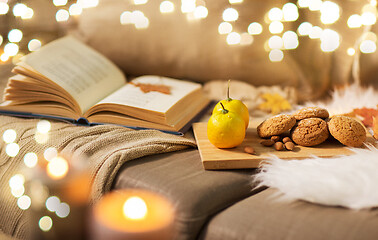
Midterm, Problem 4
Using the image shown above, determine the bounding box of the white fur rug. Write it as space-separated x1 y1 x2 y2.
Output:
255 84 378 210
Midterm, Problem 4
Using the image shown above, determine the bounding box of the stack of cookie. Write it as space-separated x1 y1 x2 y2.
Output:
257 107 367 148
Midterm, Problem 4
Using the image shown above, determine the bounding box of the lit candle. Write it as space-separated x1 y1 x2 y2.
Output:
90 189 175 240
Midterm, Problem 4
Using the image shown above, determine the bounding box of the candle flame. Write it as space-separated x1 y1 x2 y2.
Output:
123 196 148 220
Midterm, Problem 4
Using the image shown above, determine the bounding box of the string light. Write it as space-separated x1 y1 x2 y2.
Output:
269 21 284 34
53 0 68 7
247 22 263 35
229 0 243 4
297 0 310 8
222 8 238 22
226 32 241 45
269 49 284 62
56 9 69 22
347 15 362 28
13 3 27 17
28 39 42 51
320 1 340 24
283 31 299 49
347 47 356 56
193 6 208 19
309 26 323 39
24 152 38 168
0 2 9 15
268 8 283 22
8 29 23 43
69 4 82 16
133 0 148 5
268 36 284 49
39 216 53 232
21 7 33 19
181 0 196 13
218 22 233 35
308 0 322 11
360 40 377 53
240 33 253 45
160 1 175 13
282 3 299 22
123 196 148 220
320 29 340 52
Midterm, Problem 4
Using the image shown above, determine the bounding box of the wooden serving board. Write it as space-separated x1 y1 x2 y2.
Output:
193 122 376 170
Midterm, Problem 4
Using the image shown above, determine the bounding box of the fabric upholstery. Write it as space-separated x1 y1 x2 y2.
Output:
112 149 259 240
200 188 378 240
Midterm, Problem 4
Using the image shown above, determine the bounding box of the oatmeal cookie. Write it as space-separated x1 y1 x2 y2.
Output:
291 118 329 146
293 107 329 120
328 115 366 147
257 114 296 138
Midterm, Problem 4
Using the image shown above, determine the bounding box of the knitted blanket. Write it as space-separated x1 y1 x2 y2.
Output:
0 116 196 239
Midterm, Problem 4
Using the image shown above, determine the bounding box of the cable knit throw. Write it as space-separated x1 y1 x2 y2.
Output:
0 115 196 240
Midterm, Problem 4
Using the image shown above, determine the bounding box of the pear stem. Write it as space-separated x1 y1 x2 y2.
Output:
227 79 230 100
220 102 228 114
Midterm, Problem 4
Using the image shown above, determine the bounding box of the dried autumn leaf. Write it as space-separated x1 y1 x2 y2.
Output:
258 93 292 115
373 116 378 140
130 82 171 94
353 108 378 127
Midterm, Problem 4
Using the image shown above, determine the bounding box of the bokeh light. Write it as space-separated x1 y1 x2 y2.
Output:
283 31 299 49
248 22 263 35
56 203 70 218
360 40 377 53
0 2 9 15
298 22 313 36
21 8 33 19
17 195 31 210
320 1 340 24
44 147 58 162
268 36 284 49
53 0 68 6
268 8 283 22
133 0 148 5
4 43 19 56
297 0 310 8
282 3 299 22
160 1 174 13
8 29 23 43
24 152 38 168
240 33 253 45
39 216 53 232
347 47 356 56
193 6 208 19
226 32 241 45
222 8 238 22
269 49 284 62
309 26 323 39
56 9 69 22
6 143 20 157
269 21 284 34
37 120 51 134
13 3 27 17
347 15 362 28
69 3 83 16
218 22 233 35
181 0 196 13
320 29 340 52
46 196 60 212
28 39 42 51
309 0 322 11
3 129 17 143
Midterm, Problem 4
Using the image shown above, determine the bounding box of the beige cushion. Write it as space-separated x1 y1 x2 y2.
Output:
112 149 258 240
75 0 335 101
200 188 378 240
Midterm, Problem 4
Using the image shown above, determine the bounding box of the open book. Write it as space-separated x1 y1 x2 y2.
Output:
0 36 210 134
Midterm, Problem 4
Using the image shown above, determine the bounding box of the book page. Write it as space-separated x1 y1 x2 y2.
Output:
22 36 126 113
96 75 201 113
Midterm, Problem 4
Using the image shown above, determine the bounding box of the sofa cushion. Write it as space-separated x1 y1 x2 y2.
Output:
200 188 378 240
112 149 260 240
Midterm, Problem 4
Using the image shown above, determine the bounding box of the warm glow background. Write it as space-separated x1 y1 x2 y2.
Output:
0 0 378 101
